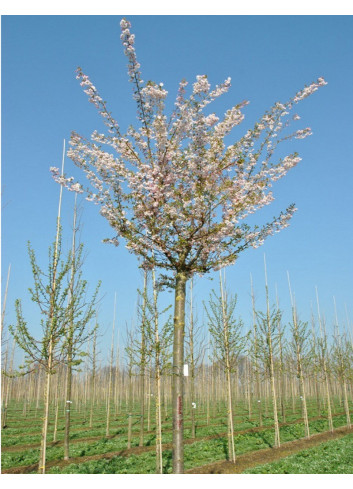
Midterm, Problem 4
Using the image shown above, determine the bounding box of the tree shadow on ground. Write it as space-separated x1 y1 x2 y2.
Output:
145 435 156 447
255 431 273 449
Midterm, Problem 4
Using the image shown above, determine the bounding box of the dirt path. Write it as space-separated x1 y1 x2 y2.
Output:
187 425 353 473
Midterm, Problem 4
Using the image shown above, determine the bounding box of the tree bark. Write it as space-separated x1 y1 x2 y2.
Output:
64 350 72 459
38 342 53 474
53 378 59 443
139 271 147 447
343 381 351 429
127 368 133 449
189 278 196 439
172 271 187 474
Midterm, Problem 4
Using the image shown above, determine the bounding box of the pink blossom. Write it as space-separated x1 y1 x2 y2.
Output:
52 18 327 275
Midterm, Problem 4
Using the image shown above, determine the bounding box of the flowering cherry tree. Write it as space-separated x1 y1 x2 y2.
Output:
51 18 326 473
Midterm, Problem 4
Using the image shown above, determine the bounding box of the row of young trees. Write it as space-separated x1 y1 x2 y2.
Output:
2 251 352 473
2 16 332 474
2 160 101 473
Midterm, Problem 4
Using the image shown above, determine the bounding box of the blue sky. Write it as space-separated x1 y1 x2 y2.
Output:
2 15 353 364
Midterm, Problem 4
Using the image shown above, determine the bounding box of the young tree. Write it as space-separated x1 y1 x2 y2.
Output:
250 274 263 427
287 272 310 438
125 323 137 449
254 258 281 448
315 287 334 432
128 268 172 464
106 293 117 437
275 287 287 423
89 320 98 428
138 271 148 447
145 267 173 473
185 277 205 439
205 269 246 462
10 231 71 473
310 304 322 416
63 197 100 460
332 298 352 429
52 18 327 472
1 332 16 429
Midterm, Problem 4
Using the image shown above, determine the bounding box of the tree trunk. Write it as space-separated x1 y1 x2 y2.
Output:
226 369 236 462
299 371 310 438
139 271 147 447
172 271 187 474
53 378 59 443
147 361 151 432
189 278 196 439
36 367 42 416
264 258 280 448
128 368 133 449
106 295 116 437
155 369 163 473
324 373 334 432
38 345 53 474
2 336 16 428
247 360 252 421
250 274 262 427
89 328 97 428
343 381 351 429
64 351 72 459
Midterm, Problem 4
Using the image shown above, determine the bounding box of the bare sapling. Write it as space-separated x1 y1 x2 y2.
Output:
10 227 72 473
63 195 100 459
310 305 322 416
185 277 205 439
147 268 173 473
315 287 334 432
1 333 16 428
147 358 152 432
124 277 151 448
254 256 281 447
106 293 117 437
125 324 137 449
139 270 148 447
11 138 69 473
275 286 287 423
1 266 12 425
89 323 98 428
250 274 263 427
332 297 352 429
53 376 60 442
114 332 121 417
287 272 310 438
131 266 172 471
205 268 246 462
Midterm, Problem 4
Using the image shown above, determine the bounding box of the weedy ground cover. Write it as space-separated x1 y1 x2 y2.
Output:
244 433 353 474
2 395 349 474
3 412 348 473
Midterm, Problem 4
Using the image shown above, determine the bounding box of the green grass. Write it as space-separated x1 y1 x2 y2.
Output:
2 398 350 474
244 433 353 474
48 439 228 474
2 413 349 471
